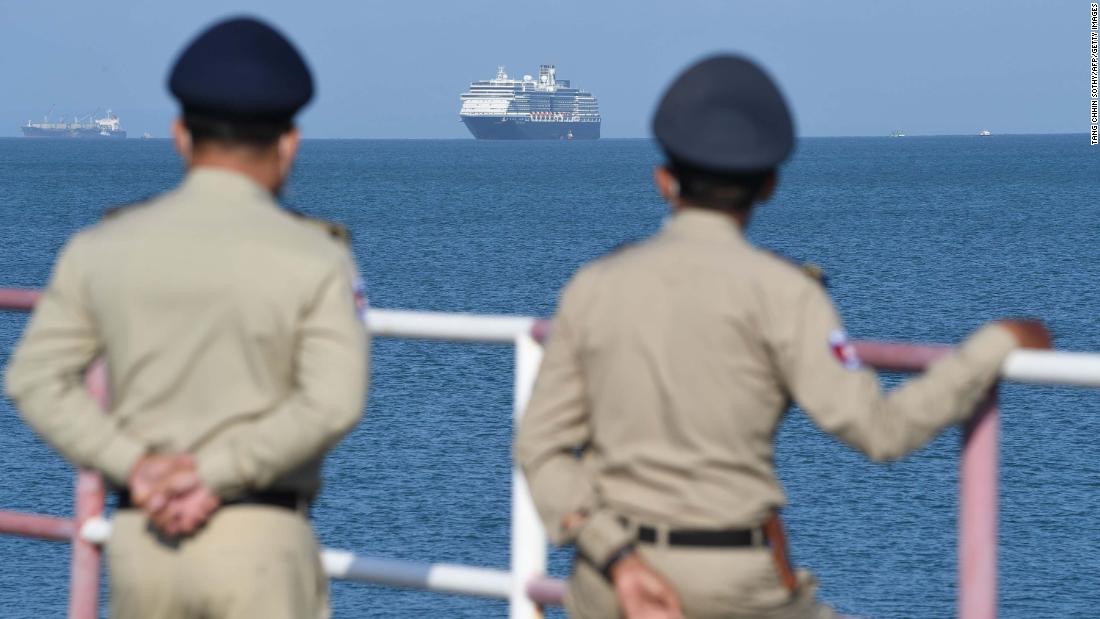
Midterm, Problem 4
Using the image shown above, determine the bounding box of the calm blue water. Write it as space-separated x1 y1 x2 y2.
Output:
0 135 1098 618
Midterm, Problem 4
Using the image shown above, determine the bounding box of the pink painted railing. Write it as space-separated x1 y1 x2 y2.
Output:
0 288 1013 618
854 341 998 619
70 362 108 619
0 289 104 619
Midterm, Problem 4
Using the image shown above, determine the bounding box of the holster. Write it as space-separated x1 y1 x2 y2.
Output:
763 511 799 594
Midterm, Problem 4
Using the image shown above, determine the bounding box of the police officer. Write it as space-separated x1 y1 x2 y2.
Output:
5 17 368 619
514 55 1050 618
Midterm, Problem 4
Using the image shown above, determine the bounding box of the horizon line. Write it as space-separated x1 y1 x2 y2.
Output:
0 131 1088 141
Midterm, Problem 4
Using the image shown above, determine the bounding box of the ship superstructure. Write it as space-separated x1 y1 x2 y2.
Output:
459 65 600 140
21 110 127 139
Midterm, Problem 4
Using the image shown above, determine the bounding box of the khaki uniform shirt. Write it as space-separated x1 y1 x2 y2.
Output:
5 168 369 498
514 208 1016 567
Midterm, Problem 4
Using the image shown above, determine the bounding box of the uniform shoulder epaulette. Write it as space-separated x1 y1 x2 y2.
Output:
763 249 828 287
102 196 156 221
799 262 827 286
287 209 351 245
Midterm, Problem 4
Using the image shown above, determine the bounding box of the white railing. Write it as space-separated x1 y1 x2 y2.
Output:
4 289 1100 618
369 309 553 618
102 309 556 618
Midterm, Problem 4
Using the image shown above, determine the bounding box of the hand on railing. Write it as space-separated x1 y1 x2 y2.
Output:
611 552 685 619
128 453 220 536
997 319 1053 350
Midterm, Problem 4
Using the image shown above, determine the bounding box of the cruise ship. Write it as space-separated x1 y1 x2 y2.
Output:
459 65 600 140
20 110 126 139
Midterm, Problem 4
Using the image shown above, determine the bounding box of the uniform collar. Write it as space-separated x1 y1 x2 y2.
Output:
661 207 746 243
180 167 275 204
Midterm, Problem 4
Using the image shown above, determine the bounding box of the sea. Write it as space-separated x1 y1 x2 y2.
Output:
0 135 1098 618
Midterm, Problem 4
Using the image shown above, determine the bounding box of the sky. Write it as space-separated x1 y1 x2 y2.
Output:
0 1 1085 139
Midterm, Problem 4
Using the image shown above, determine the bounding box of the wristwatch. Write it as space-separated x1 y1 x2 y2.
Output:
600 542 637 582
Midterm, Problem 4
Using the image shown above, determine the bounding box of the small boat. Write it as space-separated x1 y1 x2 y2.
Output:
978 130 991 137
890 130 906 138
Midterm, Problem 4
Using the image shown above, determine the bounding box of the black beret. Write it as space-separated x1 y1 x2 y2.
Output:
653 55 794 173
168 17 313 122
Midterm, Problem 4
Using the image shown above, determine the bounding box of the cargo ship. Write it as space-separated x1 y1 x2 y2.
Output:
459 65 600 140
21 110 126 139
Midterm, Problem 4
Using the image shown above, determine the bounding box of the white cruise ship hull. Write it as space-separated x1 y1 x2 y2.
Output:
461 116 599 140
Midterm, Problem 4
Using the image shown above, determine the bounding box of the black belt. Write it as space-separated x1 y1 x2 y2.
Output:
623 518 765 548
637 526 759 547
115 490 307 512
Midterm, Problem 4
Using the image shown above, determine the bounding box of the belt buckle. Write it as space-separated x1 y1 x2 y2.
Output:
752 527 765 547
654 522 671 547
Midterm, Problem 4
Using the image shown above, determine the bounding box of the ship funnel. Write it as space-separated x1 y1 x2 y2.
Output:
538 64 556 84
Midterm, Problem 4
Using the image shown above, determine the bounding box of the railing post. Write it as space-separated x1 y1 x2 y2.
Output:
510 333 546 619
69 360 108 619
959 386 999 619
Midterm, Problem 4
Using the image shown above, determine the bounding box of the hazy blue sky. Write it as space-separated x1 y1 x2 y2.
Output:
0 1 1084 138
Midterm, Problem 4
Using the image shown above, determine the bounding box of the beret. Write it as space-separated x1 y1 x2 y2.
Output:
653 55 794 173
168 17 313 122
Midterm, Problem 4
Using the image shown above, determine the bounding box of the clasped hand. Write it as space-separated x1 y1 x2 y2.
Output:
611 552 685 619
127 453 220 536
561 512 684 619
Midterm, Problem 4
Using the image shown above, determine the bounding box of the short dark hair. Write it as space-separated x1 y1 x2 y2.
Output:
183 110 292 148
666 156 774 212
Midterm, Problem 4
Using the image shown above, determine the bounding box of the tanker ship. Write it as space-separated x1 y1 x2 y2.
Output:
459 65 600 140
21 110 127 139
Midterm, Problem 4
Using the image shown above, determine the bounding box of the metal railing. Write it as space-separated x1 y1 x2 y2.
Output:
1 287 1099 618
